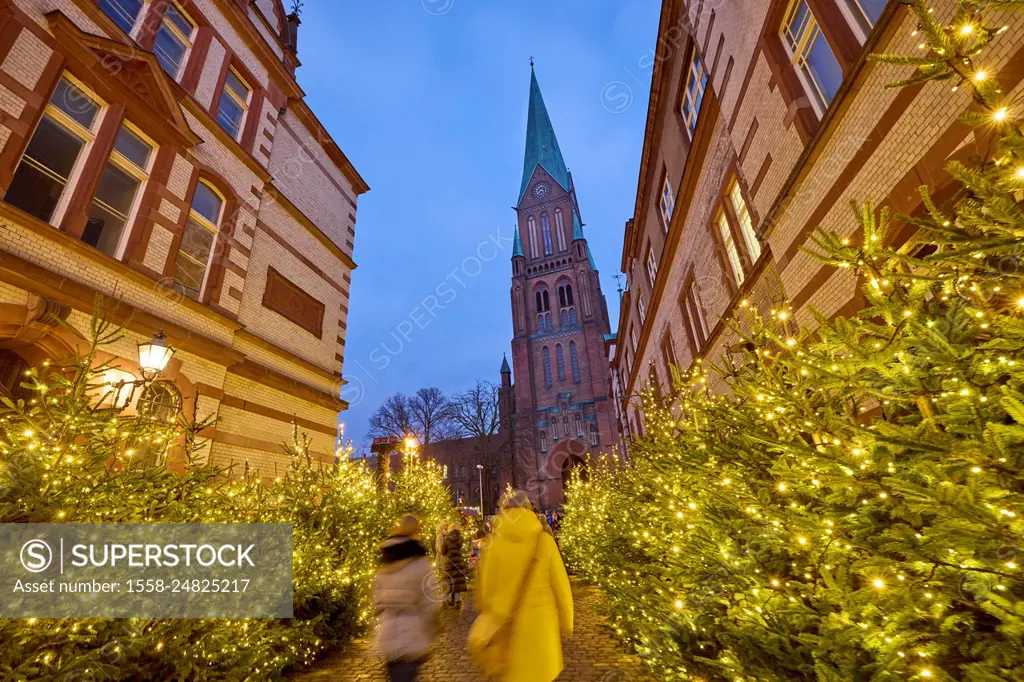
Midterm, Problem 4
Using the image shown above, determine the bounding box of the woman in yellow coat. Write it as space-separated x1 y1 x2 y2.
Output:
470 491 573 682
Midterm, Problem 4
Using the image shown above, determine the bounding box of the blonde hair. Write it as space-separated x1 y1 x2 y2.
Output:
502 490 533 511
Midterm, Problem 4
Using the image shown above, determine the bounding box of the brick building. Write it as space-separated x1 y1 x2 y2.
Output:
613 0 1024 439
0 0 367 474
510 65 617 509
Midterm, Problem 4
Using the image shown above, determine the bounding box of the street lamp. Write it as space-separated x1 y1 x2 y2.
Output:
403 435 419 454
476 464 484 515
105 330 176 408
138 330 175 379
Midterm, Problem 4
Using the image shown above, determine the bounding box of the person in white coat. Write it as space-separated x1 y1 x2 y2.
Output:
374 514 442 682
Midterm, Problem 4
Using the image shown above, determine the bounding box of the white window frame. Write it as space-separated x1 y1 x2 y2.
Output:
528 216 539 258
718 213 745 286
217 67 251 141
780 0 836 118
554 208 566 251
638 294 646 325
683 280 709 351
154 1 198 80
839 0 883 43
729 180 761 264
95 121 156 259
646 246 658 286
680 48 708 137
17 74 107 228
180 180 225 299
659 173 675 232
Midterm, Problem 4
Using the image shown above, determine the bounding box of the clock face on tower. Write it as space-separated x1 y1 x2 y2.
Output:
532 182 551 199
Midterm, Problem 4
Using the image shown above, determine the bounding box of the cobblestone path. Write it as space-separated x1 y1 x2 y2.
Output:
289 579 655 682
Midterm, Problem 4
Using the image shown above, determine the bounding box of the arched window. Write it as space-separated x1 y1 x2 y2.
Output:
566 285 574 306
589 423 599 446
570 341 581 384
175 180 224 300
543 289 550 311
574 413 583 437
537 314 544 332
541 214 553 255
569 309 577 325
528 217 539 258
539 431 547 452
554 209 567 251
542 347 552 388
559 287 567 308
558 280 576 328
560 310 569 327
536 290 543 312
556 344 566 381
562 415 570 437
138 381 182 422
536 285 550 312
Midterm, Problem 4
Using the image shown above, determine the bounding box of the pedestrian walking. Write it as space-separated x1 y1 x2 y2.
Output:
435 521 448 559
469 491 573 682
442 521 468 606
373 514 442 682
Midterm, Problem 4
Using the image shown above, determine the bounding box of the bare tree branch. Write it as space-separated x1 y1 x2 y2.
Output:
367 393 414 440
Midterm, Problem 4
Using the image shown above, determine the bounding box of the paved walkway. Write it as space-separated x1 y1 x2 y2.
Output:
289 579 655 682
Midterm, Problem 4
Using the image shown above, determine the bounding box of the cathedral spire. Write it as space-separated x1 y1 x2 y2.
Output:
512 224 523 257
519 64 570 204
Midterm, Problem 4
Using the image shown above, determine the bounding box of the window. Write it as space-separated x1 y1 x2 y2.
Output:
680 49 708 136
843 0 886 40
630 326 638 352
528 216 539 258
7 77 102 225
83 123 154 257
729 180 761 264
562 415 570 438
661 331 678 379
556 344 566 381
554 209 566 251
570 341 581 384
99 0 144 35
781 0 843 116
646 246 658 286
540 431 547 453
574 413 583 437
589 423 599 446
681 280 709 352
718 214 745 286
638 294 646 325
659 173 675 232
541 213 553 255
443 464 448 479
154 2 197 80
174 181 223 299
216 68 251 140
137 381 181 423
543 347 552 388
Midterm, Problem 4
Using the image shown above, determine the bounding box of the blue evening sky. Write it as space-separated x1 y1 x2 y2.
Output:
297 0 660 453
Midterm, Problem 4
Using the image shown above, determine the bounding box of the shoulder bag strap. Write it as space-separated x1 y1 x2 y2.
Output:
507 530 545 622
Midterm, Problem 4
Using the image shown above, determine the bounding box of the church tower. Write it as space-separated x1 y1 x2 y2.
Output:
509 64 615 509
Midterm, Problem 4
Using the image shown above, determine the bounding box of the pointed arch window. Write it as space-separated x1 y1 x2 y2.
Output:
540 431 547 453
561 309 569 327
174 180 224 300
554 209 567 251
528 217 539 258
556 344 566 381
562 415 570 438
542 347 552 388
574 413 583 437
570 341 581 384
541 214 553 255
589 423 599 446
558 280 576 328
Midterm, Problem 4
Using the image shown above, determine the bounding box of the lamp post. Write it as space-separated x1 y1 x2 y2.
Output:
106 330 176 408
476 464 484 515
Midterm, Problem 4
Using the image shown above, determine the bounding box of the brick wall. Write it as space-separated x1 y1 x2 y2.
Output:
616 0 1024 434
0 0 365 477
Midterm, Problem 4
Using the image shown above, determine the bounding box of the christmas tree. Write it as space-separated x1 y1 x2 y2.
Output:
0 306 452 680
563 1 1024 680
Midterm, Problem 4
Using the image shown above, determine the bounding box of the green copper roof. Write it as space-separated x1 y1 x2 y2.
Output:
572 211 584 240
519 66 570 204
512 224 523 257
587 245 597 270
500 354 511 374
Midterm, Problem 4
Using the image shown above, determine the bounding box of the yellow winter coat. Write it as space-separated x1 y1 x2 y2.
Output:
470 507 573 682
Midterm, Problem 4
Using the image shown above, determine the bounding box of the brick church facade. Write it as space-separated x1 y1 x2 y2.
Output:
0 0 366 475
509 65 616 510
